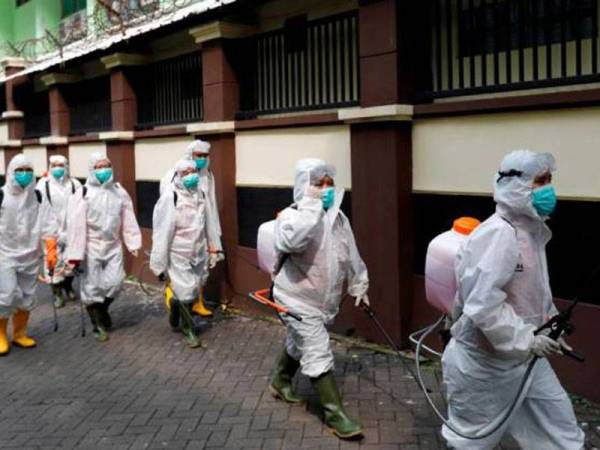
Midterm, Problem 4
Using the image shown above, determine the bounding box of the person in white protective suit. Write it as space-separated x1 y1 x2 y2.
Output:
270 158 369 439
0 154 54 355
66 152 142 343
36 155 82 308
442 150 585 450
159 139 223 317
150 159 222 348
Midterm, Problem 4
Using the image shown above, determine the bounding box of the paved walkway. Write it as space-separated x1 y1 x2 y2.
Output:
0 282 598 450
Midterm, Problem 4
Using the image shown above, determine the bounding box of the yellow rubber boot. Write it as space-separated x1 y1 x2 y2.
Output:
0 318 9 356
165 284 174 312
12 310 37 348
192 288 213 317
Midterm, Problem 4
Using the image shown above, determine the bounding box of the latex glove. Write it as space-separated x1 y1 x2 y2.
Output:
557 336 572 354
130 249 139 258
209 252 219 269
354 294 370 307
158 273 167 283
531 335 561 357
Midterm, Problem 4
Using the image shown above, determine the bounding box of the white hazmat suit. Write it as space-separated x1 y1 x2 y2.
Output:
159 140 222 256
66 153 142 306
273 158 369 378
36 155 82 285
0 154 53 318
150 159 221 302
442 150 585 450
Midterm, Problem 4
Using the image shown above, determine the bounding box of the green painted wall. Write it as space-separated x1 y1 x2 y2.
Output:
13 0 62 42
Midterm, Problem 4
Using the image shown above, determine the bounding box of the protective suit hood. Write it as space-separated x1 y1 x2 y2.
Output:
493 150 555 223
5 154 35 195
293 158 343 218
48 155 70 183
87 152 113 187
184 139 211 171
173 159 197 191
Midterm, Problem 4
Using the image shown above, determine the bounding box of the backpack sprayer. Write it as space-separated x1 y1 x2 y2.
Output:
250 219 302 322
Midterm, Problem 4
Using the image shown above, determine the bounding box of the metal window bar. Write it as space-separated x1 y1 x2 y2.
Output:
427 0 600 99
241 11 359 116
136 52 202 129
68 76 112 135
18 88 50 139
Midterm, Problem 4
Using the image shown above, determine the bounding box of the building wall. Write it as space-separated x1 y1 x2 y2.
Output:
413 107 600 199
22 145 46 176
235 125 352 189
0 1 14 47
13 0 62 43
68 142 107 178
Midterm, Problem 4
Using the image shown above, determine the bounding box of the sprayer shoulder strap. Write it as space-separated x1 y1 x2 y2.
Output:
173 190 178 207
45 180 52 205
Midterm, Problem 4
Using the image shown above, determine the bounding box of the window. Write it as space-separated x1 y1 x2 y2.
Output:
66 77 112 134
240 11 359 116
62 0 87 18
459 0 597 57
135 53 203 128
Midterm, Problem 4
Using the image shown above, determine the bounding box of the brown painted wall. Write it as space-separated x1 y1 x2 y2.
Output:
350 121 414 346
49 86 70 136
110 70 137 131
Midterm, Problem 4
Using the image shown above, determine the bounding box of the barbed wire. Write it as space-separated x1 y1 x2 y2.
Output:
0 0 202 69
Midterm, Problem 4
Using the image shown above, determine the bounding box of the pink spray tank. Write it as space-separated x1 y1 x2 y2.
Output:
425 217 480 315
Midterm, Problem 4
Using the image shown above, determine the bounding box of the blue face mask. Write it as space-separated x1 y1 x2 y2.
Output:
321 187 335 210
95 168 113 184
14 171 33 188
532 184 557 217
195 158 208 170
51 167 65 180
182 173 199 190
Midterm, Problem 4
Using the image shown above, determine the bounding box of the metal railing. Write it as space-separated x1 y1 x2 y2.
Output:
239 11 359 117
135 52 203 128
67 76 112 134
15 87 50 139
428 0 600 98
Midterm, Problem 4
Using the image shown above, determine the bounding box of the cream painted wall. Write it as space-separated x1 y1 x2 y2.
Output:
0 122 8 142
236 125 352 189
22 146 47 176
413 107 600 200
0 150 4 175
69 143 107 178
135 137 192 181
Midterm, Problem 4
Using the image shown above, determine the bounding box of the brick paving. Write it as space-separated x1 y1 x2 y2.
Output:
0 282 598 450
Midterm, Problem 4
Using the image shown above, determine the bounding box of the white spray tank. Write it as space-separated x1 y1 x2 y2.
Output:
425 217 480 315
257 220 278 277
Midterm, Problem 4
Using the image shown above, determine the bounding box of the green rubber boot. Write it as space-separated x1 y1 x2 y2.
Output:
269 350 303 404
311 371 362 439
168 297 180 331
52 285 65 309
98 297 113 329
179 301 202 349
86 304 109 343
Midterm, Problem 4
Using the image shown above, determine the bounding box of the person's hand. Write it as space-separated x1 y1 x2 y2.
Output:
557 336 572 354
130 249 139 258
209 252 219 269
158 273 167 283
305 186 322 200
354 294 370 307
531 335 561 357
